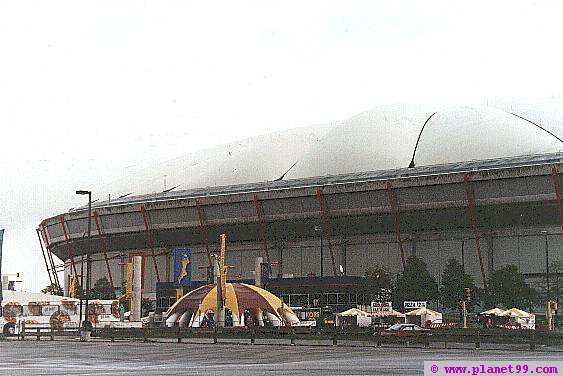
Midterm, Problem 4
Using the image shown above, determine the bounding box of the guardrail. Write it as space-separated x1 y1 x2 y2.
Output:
90 327 563 350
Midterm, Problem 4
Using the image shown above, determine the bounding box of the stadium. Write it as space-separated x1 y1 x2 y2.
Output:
37 101 562 312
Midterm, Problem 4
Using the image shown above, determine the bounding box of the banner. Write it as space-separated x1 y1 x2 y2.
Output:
126 262 133 299
371 302 392 312
127 252 145 289
404 301 427 310
173 248 192 288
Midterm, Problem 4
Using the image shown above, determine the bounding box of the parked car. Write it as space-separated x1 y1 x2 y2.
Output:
380 323 430 337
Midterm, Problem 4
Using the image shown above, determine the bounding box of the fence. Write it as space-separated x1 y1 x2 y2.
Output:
19 322 79 341
89 327 562 350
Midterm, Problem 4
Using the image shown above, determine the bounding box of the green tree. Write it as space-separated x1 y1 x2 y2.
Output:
75 284 86 299
392 256 438 309
486 265 536 309
89 277 116 300
365 266 392 303
41 283 63 296
440 259 478 312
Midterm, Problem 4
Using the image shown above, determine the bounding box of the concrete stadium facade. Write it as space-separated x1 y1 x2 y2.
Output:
37 102 563 303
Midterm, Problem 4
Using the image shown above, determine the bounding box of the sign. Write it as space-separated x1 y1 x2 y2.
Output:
291 321 317 327
173 248 192 288
304 310 320 319
371 302 392 312
404 301 427 310
42 305 59 316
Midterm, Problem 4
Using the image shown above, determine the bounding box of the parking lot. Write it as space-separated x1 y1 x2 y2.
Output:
0 339 560 375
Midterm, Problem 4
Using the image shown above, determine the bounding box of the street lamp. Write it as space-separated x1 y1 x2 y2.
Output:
461 238 465 272
76 190 92 330
541 230 549 301
313 226 323 277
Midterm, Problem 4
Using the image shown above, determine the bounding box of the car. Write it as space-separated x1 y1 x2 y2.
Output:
380 323 431 337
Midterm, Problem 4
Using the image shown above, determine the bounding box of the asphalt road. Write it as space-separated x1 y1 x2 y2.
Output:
0 340 560 375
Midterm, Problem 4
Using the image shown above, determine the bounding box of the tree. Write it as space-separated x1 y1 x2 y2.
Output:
365 266 392 303
440 259 478 312
41 283 63 296
75 284 86 299
486 265 536 309
89 277 116 300
392 256 438 309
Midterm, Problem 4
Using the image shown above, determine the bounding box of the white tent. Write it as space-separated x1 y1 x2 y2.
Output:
499 308 532 318
370 308 405 318
499 308 535 329
480 307 504 316
335 308 371 327
405 307 442 328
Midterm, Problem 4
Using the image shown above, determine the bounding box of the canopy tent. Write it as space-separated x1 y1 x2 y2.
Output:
499 308 532 317
498 308 535 329
370 309 405 318
480 307 504 316
337 308 370 317
336 308 371 327
405 307 441 316
405 307 442 328
165 283 299 327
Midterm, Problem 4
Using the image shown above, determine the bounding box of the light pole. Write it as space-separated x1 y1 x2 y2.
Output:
314 226 323 277
461 238 465 272
541 230 549 301
76 190 92 329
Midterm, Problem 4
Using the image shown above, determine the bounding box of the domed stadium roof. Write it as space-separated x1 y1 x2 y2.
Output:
105 100 562 197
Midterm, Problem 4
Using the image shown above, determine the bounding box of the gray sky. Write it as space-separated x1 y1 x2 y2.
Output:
1 0 562 292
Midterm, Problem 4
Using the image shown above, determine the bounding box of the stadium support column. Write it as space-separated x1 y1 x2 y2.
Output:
93 211 114 289
315 188 337 276
140 205 160 283
552 166 563 229
253 195 272 275
132 255 142 321
386 181 406 269
463 175 487 288
58 216 79 277
36 228 54 289
39 226 61 293
195 199 212 268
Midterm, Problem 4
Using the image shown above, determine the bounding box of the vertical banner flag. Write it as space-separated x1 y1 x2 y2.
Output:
127 252 145 289
174 248 192 289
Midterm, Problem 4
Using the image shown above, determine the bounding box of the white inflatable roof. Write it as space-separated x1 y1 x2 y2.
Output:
103 100 562 197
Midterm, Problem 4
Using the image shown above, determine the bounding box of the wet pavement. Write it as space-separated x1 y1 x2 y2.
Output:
0 339 560 375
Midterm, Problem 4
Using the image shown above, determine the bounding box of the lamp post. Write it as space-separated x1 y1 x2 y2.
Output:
76 190 92 329
461 238 465 272
541 230 549 301
314 226 323 277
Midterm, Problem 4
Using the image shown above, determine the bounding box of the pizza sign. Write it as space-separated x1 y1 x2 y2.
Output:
404 301 427 309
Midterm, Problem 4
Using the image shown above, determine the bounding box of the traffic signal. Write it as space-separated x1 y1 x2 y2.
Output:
465 288 471 302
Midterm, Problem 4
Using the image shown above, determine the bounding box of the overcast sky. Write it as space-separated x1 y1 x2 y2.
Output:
1 1 562 292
